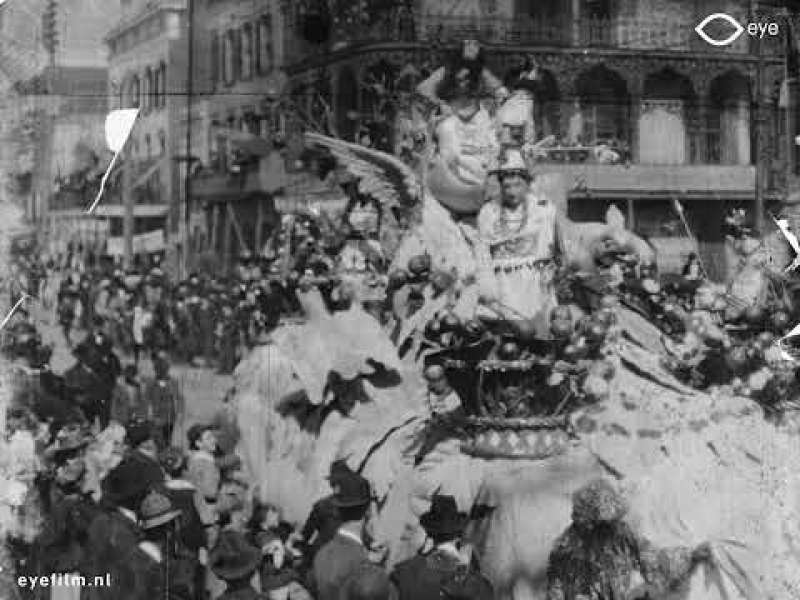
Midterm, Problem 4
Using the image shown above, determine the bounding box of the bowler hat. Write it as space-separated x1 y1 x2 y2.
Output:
331 472 372 508
209 531 262 581
419 494 468 540
138 489 182 529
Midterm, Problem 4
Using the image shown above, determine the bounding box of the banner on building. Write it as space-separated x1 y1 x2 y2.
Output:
106 229 165 255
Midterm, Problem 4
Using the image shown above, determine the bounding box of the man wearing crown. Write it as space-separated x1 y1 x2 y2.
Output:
477 148 561 336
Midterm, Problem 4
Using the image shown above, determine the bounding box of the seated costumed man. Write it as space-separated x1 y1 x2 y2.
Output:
477 148 561 337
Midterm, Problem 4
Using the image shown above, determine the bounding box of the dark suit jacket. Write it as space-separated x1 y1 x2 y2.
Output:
83 509 161 600
312 532 370 600
391 550 494 600
301 495 342 552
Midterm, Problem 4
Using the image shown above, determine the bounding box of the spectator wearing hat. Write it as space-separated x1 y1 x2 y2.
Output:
83 460 157 600
295 459 353 564
160 447 208 556
209 531 267 600
312 472 376 600
141 352 184 447
391 495 492 600
137 488 196 600
124 421 165 488
34 425 97 592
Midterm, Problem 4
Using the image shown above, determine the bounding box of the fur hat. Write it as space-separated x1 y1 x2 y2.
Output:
571 479 628 526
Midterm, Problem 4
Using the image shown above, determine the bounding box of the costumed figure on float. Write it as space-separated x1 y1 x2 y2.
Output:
418 39 505 215
225 36 800 600
476 148 560 337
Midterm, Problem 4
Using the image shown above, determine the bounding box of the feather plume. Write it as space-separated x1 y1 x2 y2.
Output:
304 133 421 210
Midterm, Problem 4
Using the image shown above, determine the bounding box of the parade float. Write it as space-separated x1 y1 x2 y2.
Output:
225 47 800 598
209 42 800 600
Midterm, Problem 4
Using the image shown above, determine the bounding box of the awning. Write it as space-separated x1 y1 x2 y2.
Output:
93 204 169 218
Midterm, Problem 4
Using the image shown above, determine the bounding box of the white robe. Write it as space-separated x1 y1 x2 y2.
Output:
478 193 558 334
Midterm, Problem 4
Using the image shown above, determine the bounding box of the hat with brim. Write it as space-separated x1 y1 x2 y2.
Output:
419 494 469 540
139 489 182 529
326 457 353 482
44 424 91 459
209 531 262 581
488 149 531 180
331 472 372 508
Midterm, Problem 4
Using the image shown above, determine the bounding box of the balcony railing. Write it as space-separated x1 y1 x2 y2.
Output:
285 12 782 58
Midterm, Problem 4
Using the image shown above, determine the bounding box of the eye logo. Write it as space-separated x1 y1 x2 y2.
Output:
695 13 745 46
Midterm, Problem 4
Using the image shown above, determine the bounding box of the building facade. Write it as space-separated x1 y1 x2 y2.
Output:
104 0 189 261
0 0 121 255
184 0 287 270
278 0 788 279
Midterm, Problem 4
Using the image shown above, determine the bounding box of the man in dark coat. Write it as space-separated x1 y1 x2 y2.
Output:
311 472 376 600
83 460 161 600
123 421 165 488
33 425 97 596
110 364 143 426
137 488 196 600
297 458 352 563
141 352 184 447
159 447 207 597
391 495 493 600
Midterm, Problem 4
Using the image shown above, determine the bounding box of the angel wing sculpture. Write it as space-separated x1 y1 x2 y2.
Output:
305 132 422 213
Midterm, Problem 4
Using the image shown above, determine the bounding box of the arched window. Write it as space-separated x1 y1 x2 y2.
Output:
257 16 272 74
241 24 253 80
130 75 140 108
144 67 153 110
159 130 166 155
145 133 152 158
156 62 167 108
223 30 236 84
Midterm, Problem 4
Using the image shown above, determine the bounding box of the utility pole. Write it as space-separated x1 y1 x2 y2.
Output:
754 23 765 234
784 11 799 197
183 0 195 278
122 154 134 268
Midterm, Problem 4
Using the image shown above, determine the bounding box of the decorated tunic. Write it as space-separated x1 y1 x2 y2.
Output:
478 192 559 332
